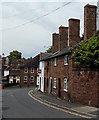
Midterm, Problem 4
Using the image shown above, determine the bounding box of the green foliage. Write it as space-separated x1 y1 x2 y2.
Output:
72 34 99 68
46 46 52 53
8 50 22 63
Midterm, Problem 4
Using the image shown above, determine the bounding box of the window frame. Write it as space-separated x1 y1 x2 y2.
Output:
31 67 34 73
30 76 34 81
64 78 68 92
64 55 68 66
24 67 28 73
54 58 57 66
24 76 28 81
53 78 57 89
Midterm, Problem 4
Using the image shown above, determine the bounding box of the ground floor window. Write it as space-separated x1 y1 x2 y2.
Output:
30 76 34 84
24 76 28 84
64 78 68 92
24 76 28 80
30 76 34 80
53 78 56 89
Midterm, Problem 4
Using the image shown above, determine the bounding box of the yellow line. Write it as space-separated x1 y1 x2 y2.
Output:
30 91 96 118
28 90 93 119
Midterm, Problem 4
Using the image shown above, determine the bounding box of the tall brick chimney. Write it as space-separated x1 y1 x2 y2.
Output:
68 18 80 47
84 4 97 40
52 33 59 53
59 26 68 50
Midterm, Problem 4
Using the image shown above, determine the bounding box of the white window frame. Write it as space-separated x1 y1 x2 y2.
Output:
24 67 28 73
30 76 34 81
24 76 28 81
54 58 57 66
31 67 34 73
53 78 56 89
64 55 68 65
64 78 68 92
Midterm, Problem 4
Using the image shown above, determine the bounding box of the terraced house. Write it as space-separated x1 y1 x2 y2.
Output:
39 4 99 107
20 54 40 87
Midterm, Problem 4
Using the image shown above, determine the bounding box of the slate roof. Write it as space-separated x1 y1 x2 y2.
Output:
41 39 90 61
41 48 71 61
24 54 40 68
10 70 20 76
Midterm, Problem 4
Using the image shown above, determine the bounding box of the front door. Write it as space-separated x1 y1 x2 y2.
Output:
48 77 52 94
40 77 41 90
58 78 61 97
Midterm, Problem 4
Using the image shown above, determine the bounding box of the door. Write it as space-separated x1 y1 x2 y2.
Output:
58 78 61 97
48 77 52 94
40 77 41 90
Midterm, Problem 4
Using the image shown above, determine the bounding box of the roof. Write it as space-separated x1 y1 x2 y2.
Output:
24 54 40 68
41 48 71 61
9 70 20 76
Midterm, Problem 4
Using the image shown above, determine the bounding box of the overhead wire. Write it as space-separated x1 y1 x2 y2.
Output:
0 1 73 31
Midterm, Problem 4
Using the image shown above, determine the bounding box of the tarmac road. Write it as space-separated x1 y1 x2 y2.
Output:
2 87 92 119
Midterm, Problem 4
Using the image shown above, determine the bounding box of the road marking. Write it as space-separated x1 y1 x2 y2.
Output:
28 90 95 119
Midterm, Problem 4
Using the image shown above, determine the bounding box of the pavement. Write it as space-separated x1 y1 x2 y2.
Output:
28 87 99 119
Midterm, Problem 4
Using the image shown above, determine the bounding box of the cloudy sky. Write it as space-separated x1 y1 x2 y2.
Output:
0 0 97 58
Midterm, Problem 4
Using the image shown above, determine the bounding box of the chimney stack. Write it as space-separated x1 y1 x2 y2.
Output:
52 33 59 53
84 4 97 40
68 18 80 47
59 26 68 50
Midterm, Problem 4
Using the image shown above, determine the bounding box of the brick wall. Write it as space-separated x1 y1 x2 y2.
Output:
84 4 97 40
59 26 68 50
68 18 80 47
70 68 99 107
44 56 99 107
20 68 37 87
52 33 59 53
44 55 73 100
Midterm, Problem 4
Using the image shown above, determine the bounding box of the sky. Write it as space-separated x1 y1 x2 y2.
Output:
0 0 98 58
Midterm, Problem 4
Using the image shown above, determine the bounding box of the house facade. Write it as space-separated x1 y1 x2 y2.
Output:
20 54 40 87
40 4 99 107
37 52 52 92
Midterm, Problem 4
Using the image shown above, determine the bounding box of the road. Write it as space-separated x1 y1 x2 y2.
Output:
2 87 85 118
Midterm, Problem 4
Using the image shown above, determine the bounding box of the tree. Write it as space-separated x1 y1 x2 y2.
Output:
8 50 22 63
46 46 52 53
72 33 99 68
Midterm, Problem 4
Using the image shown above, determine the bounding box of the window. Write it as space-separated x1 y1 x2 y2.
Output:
64 55 68 65
64 78 68 92
24 76 28 80
53 78 56 89
31 67 34 73
54 58 57 66
24 68 28 73
30 76 34 80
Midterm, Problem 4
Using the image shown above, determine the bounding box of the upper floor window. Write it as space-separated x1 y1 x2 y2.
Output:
54 58 57 66
64 78 68 92
24 67 28 73
64 55 68 65
53 78 56 89
31 67 34 73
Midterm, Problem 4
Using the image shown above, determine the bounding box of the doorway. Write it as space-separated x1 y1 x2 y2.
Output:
58 78 61 97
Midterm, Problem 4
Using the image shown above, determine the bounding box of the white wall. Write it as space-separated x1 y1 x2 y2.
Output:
97 1 99 30
38 61 44 92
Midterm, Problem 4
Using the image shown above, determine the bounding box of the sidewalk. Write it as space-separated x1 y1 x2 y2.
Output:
29 87 99 119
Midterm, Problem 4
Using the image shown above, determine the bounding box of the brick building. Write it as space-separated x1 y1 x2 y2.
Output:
40 4 99 107
20 54 40 87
